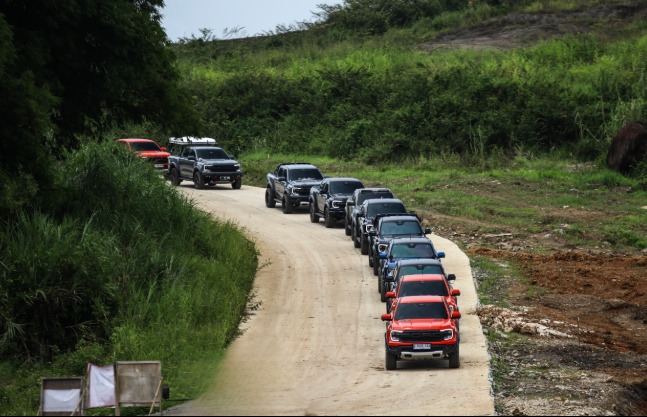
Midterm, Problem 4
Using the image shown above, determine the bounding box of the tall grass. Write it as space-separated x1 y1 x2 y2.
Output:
0 141 258 414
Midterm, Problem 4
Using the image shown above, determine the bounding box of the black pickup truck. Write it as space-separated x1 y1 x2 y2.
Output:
167 140 243 189
266 163 324 214
309 178 365 228
352 198 407 255
344 188 394 236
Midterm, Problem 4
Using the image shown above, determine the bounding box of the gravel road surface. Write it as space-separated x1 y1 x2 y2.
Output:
168 184 494 416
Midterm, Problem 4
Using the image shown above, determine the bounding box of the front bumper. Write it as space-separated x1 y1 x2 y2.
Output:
386 343 458 360
201 171 243 183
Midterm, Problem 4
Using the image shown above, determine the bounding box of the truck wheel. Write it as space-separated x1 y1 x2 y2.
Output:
360 236 369 255
265 187 276 208
282 195 293 214
373 255 379 276
378 272 383 294
353 228 361 248
380 275 388 302
449 348 460 369
193 171 205 189
324 208 335 228
232 178 242 189
309 203 320 223
344 218 351 236
385 351 397 370
368 253 373 267
169 168 181 186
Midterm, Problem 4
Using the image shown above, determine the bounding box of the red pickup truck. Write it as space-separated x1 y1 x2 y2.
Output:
381 295 461 370
385 274 461 314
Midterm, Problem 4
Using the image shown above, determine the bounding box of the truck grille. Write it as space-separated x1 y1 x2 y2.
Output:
293 187 309 196
205 165 235 172
149 157 168 165
400 330 446 343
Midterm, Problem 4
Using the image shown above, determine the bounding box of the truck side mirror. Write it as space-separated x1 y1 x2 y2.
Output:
447 274 456 281
347 201 355 207
424 228 432 234
451 289 461 297
188 156 196 161
381 313 392 321
386 291 395 298
451 311 461 319
437 252 445 259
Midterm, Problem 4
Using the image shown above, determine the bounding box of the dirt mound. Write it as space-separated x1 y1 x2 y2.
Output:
420 1 647 51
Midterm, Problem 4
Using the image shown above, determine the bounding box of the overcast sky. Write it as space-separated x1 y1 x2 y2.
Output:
161 0 342 41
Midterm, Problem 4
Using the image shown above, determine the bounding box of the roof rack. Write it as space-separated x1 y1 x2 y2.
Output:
169 136 218 146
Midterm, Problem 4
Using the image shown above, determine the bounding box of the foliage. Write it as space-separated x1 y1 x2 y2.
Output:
0 142 257 414
173 16 647 168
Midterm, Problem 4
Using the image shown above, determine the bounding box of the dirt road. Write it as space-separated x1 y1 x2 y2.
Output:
169 185 494 416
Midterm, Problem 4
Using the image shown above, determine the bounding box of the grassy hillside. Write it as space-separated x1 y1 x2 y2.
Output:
171 0 647 171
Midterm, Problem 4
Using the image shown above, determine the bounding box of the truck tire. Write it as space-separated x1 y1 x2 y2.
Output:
448 348 460 369
282 195 293 214
169 168 181 186
324 208 335 228
232 178 242 189
309 202 320 223
385 351 397 370
360 236 369 255
378 271 383 293
373 255 379 276
380 275 387 302
265 187 276 208
193 171 206 189
353 227 361 248
344 218 351 236
368 253 373 267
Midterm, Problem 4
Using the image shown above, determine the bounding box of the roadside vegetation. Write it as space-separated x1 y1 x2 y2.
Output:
2 0 646 415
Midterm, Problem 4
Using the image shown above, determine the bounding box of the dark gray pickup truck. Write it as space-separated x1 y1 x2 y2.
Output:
167 144 243 189
266 163 324 213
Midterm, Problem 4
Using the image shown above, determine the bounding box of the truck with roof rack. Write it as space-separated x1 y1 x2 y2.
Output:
167 137 243 189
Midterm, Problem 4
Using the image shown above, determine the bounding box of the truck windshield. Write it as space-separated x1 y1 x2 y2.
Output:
366 202 406 218
330 181 364 194
380 221 422 235
127 141 162 152
390 243 435 258
396 265 444 280
196 148 229 160
395 302 448 320
288 168 324 181
398 280 448 297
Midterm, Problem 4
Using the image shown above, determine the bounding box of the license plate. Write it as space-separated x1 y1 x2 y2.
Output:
413 344 431 350
154 164 164 168
219 176 230 181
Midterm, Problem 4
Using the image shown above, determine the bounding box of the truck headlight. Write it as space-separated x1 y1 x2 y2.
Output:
442 329 454 341
332 200 344 208
389 330 402 342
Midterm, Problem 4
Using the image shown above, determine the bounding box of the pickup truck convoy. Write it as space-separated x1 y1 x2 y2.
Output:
167 137 243 189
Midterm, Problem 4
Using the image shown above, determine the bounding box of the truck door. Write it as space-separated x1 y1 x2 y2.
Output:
275 167 287 199
180 147 195 178
317 180 328 212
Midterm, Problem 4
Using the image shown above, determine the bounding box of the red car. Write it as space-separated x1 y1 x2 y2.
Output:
117 138 171 172
381 295 461 370
385 274 460 314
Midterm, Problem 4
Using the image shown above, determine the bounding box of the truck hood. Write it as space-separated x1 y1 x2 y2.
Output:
392 318 452 331
198 158 239 165
290 179 320 187
138 150 170 158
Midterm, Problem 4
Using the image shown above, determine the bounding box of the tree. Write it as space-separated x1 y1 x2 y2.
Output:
0 0 200 208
